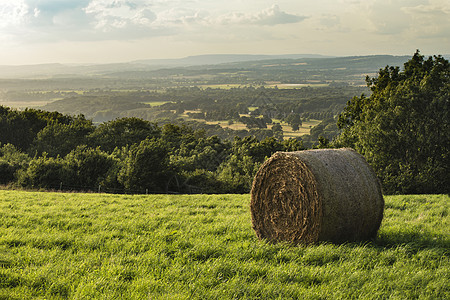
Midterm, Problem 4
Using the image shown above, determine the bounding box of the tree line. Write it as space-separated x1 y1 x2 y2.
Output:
42 85 366 123
0 110 305 194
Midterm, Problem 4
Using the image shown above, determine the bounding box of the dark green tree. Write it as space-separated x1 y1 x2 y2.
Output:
0 106 84 152
30 119 94 157
118 138 172 193
63 146 116 190
271 123 283 141
0 143 31 185
16 155 67 189
216 154 260 193
89 117 161 153
336 51 449 194
285 113 302 130
281 138 306 152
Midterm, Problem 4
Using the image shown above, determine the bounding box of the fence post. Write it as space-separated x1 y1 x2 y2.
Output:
59 182 62 191
98 185 101 193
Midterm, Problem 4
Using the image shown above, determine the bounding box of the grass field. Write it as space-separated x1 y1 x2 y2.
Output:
0 191 448 299
281 120 321 138
198 84 252 89
142 101 174 107
197 84 330 90
265 83 330 89
184 116 321 138
0 100 52 109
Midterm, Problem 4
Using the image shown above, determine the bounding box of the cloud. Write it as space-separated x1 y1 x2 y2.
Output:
0 0 95 42
365 1 411 35
362 0 449 37
318 14 341 29
401 0 450 38
353 0 450 44
153 7 209 26
217 5 307 26
0 1 306 44
85 0 157 30
0 0 167 42
24 0 92 28
1 0 446 57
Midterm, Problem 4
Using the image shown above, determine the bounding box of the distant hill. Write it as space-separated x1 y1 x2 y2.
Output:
132 54 334 66
1 53 446 80
103 55 413 84
0 54 336 79
0 62 155 79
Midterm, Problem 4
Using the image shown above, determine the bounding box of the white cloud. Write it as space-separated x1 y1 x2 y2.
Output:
85 0 156 29
216 5 307 26
0 0 448 64
360 0 449 37
0 1 307 43
154 7 209 26
23 0 92 27
0 1 28 28
401 0 450 38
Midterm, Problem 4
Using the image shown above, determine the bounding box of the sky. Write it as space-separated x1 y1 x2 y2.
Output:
0 0 449 65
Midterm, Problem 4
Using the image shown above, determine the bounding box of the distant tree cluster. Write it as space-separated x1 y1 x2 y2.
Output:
43 85 364 123
0 108 305 194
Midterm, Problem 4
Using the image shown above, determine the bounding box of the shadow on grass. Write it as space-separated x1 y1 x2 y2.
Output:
372 229 450 254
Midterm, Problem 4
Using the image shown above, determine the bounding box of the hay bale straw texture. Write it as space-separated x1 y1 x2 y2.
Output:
250 148 384 244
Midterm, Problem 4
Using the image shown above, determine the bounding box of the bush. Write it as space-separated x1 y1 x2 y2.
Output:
118 138 173 193
17 156 67 189
63 146 117 190
178 169 225 194
0 144 31 185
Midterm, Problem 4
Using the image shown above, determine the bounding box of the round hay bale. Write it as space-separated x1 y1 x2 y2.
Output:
250 148 384 244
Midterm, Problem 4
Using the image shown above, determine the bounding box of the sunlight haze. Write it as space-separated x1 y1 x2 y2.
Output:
0 0 449 65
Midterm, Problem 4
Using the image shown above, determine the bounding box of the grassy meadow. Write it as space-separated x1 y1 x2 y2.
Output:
182 114 321 139
0 191 448 299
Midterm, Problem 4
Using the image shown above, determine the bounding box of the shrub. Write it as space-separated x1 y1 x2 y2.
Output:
17 156 67 189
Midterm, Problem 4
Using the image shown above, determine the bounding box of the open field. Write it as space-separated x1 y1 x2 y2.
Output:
198 84 253 89
0 100 52 109
209 120 321 138
142 101 174 107
281 120 321 138
0 191 448 299
183 116 321 138
197 83 331 90
265 83 330 89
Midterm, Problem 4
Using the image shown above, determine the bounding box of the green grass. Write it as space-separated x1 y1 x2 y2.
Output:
198 84 251 89
143 101 174 107
280 119 321 138
196 83 330 90
0 191 448 299
265 83 330 89
181 116 321 138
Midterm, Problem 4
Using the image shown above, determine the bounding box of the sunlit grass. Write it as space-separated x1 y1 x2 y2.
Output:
143 101 174 107
196 83 330 90
275 119 321 138
198 84 251 89
181 117 321 139
266 83 330 89
0 191 448 299
0 100 53 109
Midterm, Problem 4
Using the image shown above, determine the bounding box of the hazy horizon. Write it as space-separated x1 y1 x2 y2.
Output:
1 0 449 65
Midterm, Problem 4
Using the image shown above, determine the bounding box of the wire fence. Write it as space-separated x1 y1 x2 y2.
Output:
31 181 205 195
